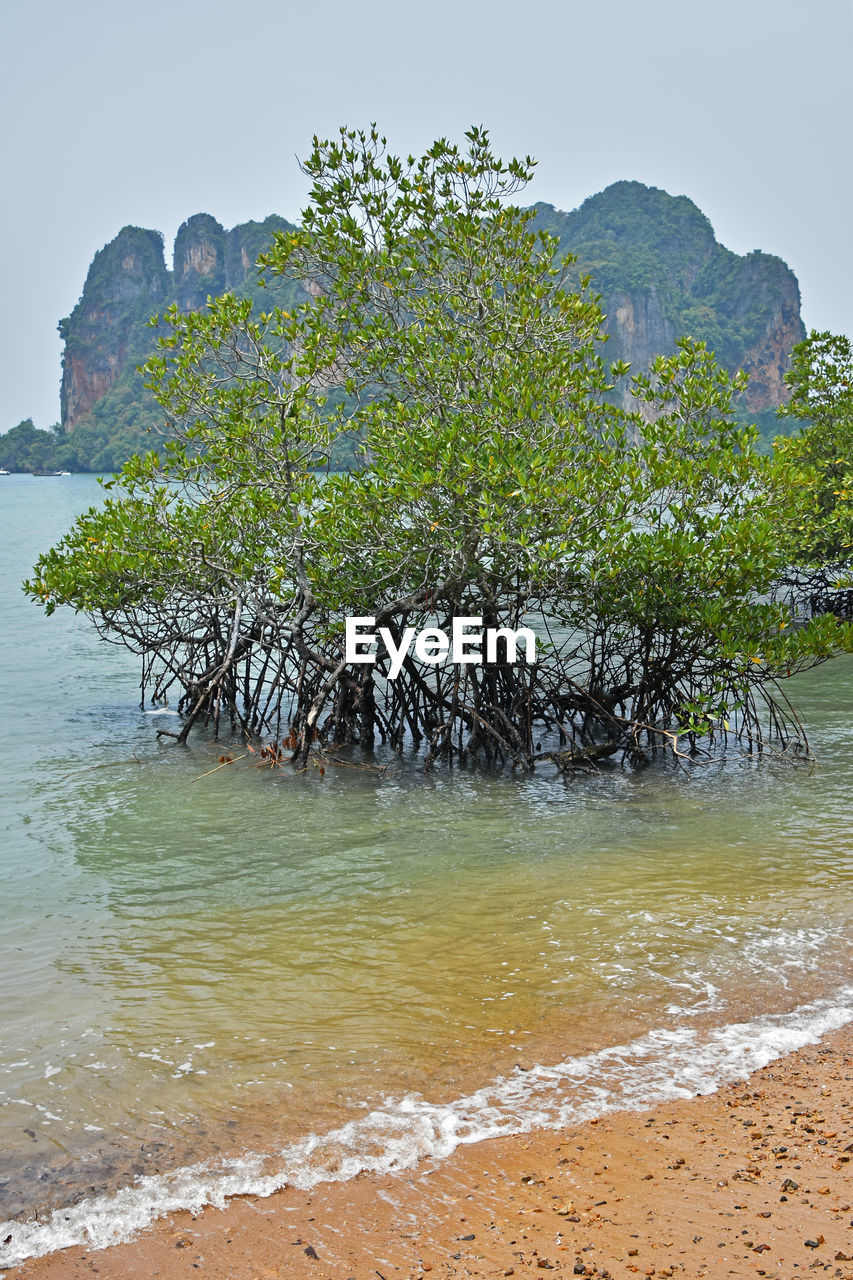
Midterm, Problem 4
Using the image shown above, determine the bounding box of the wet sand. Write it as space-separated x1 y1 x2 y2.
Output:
12 1023 853 1280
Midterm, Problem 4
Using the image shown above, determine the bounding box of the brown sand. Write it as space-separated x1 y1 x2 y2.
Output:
11 1024 853 1280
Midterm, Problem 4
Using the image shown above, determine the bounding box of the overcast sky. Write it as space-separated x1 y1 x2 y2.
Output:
1 0 850 430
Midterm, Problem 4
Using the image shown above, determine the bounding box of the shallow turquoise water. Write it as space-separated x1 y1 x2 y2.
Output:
1 474 851 1262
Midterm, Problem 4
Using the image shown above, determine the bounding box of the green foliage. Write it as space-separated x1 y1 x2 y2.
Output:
27 129 853 768
0 419 63 471
736 403 799 455
532 183 803 378
61 216 306 469
226 216 301 298
533 182 716 295
775 331 853 569
62 227 169 332
1 388 163 477
687 249 797 372
59 227 170 361
61 180 802 476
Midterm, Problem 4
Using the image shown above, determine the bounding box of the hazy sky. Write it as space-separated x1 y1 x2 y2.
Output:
1 0 850 430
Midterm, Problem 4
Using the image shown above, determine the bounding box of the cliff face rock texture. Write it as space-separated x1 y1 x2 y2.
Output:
225 216 292 290
173 213 227 311
59 185 804 443
533 181 805 412
59 215 298 436
60 226 170 430
716 252 805 411
609 287 676 381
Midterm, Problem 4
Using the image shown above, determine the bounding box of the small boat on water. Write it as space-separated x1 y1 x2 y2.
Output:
0 468 9 475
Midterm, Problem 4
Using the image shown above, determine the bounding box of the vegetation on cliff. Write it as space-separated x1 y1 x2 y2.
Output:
26 127 853 773
0 420 64 472
533 182 804 428
42 214 306 472
773 331 853 611
2 162 809 474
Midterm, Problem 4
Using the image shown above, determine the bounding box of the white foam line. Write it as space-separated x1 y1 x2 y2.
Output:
2 987 852 1268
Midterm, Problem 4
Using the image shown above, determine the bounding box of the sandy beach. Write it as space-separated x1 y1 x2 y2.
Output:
10 1022 852 1280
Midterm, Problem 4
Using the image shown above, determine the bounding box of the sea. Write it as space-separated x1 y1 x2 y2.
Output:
1 473 852 1268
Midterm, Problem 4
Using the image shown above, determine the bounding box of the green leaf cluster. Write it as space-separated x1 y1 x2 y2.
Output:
776 331 853 570
25 130 853 766
532 182 803 379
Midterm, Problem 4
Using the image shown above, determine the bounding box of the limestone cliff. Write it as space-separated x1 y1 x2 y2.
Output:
608 286 676 382
173 213 227 311
706 251 804 412
58 185 805 460
532 181 805 413
58 214 300 449
59 226 169 430
225 215 293 290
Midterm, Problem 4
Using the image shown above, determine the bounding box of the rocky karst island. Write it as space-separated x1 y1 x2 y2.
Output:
1 180 805 474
